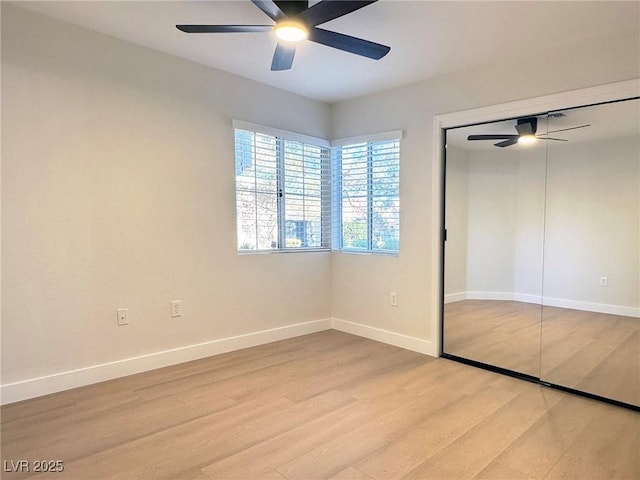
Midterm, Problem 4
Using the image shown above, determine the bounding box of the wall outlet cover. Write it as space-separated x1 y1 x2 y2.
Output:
171 300 183 317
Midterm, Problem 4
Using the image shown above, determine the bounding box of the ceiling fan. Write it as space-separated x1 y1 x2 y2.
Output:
467 117 591 148
176 0 391 71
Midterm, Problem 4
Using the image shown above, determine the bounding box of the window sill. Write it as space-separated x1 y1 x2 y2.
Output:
334 249 399 257
237 248 331 255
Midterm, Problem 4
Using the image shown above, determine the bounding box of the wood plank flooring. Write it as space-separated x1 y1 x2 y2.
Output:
2 330 638 479
444 300 639 406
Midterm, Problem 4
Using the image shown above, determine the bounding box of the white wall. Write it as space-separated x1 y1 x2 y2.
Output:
1 5 332 390
443 146 469 297
512 149 547 299
543 135 639 310
465 150 520 294
457 147 546 299
329 20 639 345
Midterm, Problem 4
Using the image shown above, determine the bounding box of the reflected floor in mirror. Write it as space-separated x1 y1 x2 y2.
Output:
444 300 639 407
444 300 543 377
541 306 639 406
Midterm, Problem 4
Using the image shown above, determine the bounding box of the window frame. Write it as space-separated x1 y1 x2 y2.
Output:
233 120 332 254
332 131 402 255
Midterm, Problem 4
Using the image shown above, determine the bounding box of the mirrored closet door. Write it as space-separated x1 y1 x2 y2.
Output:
442 97 639 408
540 100 639 406
442 117 547 378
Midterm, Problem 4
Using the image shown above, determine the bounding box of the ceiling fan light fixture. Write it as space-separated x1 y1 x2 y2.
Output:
518 134 537 145
178 1 391 71
274 21 308 42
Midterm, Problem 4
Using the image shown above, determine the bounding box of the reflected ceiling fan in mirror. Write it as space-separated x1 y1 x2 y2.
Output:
467 116 591 148
176 0 391 71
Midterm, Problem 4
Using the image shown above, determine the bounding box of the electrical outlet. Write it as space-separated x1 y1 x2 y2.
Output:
390 292 398 307
600 276 608 287
171 300 183 317
117 308 129 326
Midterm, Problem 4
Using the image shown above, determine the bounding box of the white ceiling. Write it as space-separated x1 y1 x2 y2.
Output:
11 0 640 103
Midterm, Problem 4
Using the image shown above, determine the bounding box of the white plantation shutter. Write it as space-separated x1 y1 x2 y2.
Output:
282 139 331 248
235 130 279 250
332 134 401 253
234 122 331 252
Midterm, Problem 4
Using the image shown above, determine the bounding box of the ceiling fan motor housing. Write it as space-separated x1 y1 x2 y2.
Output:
516 117 537 136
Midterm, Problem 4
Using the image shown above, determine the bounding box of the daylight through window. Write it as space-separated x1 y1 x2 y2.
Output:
333 138 400 253
234 124 331 252
234 122 400 254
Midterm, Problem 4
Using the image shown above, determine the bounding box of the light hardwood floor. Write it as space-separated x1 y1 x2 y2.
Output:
2 330 638 479
444 300 639 406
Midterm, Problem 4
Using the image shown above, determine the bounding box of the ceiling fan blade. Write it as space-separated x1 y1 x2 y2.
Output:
495 138 519 148
271 41 296 71
308 27 390 60
467 134 518 141
546 124 591 134
298 1 378 27
274 0 308 16
251 0 286 21
515 117 537 136
176 25 273 33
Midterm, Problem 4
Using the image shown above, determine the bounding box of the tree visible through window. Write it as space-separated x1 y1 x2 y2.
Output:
334 139 400 253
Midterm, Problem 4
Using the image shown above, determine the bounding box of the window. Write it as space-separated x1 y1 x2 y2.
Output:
234 121 331 252
333 135 400 253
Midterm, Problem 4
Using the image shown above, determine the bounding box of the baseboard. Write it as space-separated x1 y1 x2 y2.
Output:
447 291 542 304
444 292 466 304
542 297 640 318
0 318 332 405
466 291 542 304
331 318 436 357
445 291 639 318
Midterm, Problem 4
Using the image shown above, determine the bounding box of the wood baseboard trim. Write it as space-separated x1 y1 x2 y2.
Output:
1 318 333 405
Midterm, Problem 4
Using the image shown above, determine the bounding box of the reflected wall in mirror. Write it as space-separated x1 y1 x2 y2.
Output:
540 99 639 406
442 97 640 408
443 117 547 377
